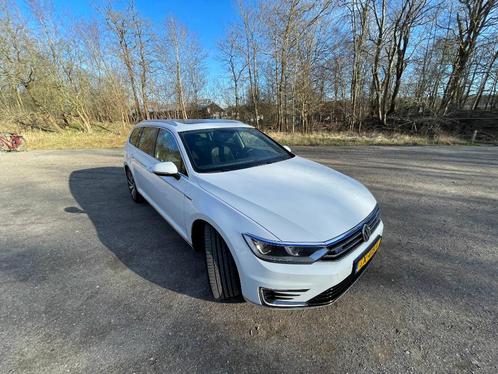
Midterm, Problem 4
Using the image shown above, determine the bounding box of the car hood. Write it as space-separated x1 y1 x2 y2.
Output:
197 156 378 242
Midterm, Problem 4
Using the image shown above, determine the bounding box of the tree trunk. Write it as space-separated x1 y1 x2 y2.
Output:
473 50 498 110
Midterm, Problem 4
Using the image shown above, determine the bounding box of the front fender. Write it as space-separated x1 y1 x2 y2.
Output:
185 186 277 279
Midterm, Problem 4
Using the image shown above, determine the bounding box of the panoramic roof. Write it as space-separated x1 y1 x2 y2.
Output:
138 119 252 131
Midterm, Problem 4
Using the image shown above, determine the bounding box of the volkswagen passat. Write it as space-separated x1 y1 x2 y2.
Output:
124 120 383 307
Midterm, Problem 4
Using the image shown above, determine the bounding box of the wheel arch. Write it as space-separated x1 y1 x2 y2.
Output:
191 219 208 252
190 217 230 249
189 216 237 260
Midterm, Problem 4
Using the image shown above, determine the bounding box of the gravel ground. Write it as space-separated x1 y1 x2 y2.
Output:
0 146 497 373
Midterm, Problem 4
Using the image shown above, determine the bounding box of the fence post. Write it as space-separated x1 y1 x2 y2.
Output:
471 130 478 143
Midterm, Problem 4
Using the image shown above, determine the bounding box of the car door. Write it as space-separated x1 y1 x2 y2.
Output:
126 126 143 168
147 128 190 238
132 126 159 201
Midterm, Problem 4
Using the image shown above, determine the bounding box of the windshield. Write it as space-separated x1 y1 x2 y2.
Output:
179 127 293 173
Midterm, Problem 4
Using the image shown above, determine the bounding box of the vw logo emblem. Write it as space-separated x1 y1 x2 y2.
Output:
362 224 371 242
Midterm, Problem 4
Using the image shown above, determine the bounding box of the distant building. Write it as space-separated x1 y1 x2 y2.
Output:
140 100 225 120
194 100 225 119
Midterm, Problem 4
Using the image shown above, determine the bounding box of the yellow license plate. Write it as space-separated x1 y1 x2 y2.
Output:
356 238 381 273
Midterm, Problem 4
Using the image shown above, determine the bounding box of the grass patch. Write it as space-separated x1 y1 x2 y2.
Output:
0 122 132 150
1 121 469 150
267 131 469 146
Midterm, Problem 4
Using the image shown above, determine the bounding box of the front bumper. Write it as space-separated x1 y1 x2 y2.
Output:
239 221 384 308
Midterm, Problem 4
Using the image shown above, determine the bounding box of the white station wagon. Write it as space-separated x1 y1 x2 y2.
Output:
124 119 383 308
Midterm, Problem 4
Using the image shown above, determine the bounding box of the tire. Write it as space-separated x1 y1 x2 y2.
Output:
16 136 27 152
125 167 144 203
204 225 241 301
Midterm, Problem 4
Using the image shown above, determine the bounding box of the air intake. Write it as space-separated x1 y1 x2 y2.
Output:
260 288 309 307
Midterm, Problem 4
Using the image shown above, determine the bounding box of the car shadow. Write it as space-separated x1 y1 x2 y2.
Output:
67 167 213 301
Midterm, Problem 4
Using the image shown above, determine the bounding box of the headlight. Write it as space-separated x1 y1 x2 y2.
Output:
243 234 328 264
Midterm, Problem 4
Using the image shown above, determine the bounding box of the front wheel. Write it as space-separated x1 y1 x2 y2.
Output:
204 225 241 301
125 168 144 203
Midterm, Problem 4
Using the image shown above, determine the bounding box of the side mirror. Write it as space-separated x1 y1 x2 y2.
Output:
151 161 179 178
283 145 292 153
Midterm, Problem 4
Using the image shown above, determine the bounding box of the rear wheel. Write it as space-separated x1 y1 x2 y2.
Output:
204 225 241 301
15 136 27 152
125 167 144 203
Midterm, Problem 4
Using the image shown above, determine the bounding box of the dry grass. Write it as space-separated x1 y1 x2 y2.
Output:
0 121 132 150
267 131 468 146
23 128 131 150
1 121 469 150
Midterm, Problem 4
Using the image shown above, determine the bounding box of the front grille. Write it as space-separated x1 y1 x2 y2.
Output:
260 288 309 305
307 243 377 307
321 205 381 260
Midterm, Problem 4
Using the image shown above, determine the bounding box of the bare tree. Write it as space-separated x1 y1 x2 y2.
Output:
105 3 143 120
219 29 247 118
167 17 188 119
388 0 429 115
239 0 261 127
1 0 498 136
349 0 369 129
130 3 153 120
440 0 498 114
472 48 498 109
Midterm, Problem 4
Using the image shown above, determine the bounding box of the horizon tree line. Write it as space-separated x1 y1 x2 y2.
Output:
0 0 497 134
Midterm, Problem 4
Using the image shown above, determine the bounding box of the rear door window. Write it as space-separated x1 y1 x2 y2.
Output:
129 127 142 147
138 127 158 156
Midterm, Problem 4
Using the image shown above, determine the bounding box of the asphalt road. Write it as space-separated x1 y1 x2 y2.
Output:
1 146 497 373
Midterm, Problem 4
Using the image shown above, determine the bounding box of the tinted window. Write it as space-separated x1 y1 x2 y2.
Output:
129 127 142 146
138 127 158 156
154 129 187 174
179 127 293 173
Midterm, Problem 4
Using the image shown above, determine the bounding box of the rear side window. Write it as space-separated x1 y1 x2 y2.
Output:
129 127 142 146
154 129 187 175
138 127 158 156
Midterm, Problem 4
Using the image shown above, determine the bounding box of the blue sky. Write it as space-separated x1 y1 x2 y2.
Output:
52 0 239 81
